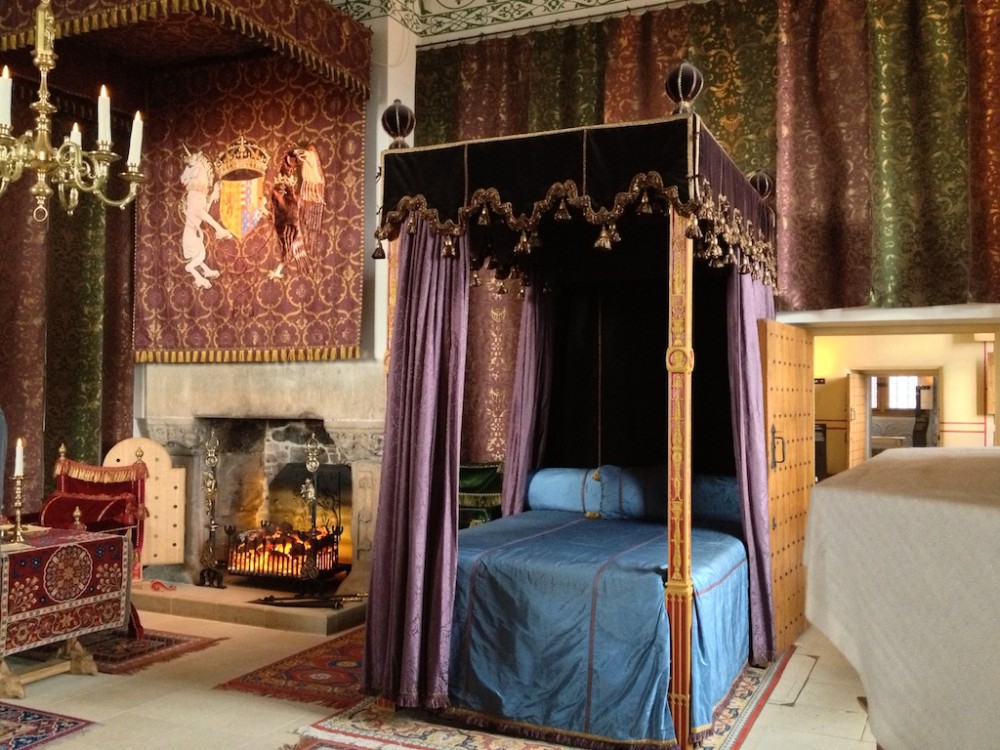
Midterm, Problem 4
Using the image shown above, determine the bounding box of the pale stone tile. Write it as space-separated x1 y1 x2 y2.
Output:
767 651 817 705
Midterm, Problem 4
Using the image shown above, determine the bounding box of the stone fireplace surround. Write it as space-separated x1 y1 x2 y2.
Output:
135 360 386 597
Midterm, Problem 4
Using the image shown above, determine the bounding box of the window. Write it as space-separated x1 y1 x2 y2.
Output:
887 375 918 409
871 375 919 412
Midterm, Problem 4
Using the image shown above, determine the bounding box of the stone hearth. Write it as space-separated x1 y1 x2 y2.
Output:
137 416 381 599
130 577 366 636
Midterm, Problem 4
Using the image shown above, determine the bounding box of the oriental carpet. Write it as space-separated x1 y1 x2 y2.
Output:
20 629 222 676
217 624 365 710
265 630 793 750
0 703 91 749
81 628 223 675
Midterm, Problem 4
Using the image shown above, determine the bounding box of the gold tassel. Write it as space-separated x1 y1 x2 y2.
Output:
594 225 612 251
515 231 531 254
495 280 508 295
637 191 653 215
555 198 571 221
371 240 385 260
471 271 481 287
441 235 455 258
478 205 490 226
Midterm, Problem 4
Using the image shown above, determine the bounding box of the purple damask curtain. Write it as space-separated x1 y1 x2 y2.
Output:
500 284 553 517
727 270 776 666
363 218 469 708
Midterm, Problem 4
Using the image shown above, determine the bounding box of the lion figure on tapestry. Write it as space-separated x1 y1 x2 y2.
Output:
180 147 232 289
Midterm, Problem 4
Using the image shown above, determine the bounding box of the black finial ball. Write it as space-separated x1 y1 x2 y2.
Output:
381 99 415 149
665 62 704 114
747 170 775 199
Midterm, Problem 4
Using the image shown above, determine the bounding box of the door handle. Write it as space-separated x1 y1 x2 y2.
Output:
770 424 786 470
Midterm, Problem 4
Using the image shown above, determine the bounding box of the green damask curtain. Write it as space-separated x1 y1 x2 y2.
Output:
413 0 1000 310
416 23 607 144
45 198 108 468
44 190 135 478
780 0 974 308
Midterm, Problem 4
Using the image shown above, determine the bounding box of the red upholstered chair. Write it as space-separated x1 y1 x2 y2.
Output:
38 444 149 638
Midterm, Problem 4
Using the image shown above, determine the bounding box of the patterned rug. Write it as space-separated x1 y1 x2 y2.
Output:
286 647 795 750
22 629 223 675
700 647 795 750
0 702 91 749
217 624 365 709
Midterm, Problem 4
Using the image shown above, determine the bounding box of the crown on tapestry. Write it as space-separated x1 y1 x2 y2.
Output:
214 134 271 181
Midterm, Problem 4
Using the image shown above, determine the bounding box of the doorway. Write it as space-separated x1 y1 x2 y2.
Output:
847 369 940 467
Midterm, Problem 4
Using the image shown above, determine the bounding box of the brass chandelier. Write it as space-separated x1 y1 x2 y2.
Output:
0 0 145 221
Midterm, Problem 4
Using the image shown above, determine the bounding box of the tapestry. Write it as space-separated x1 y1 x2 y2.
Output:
133 52 367 363
0 702 92 749
217 624 365 709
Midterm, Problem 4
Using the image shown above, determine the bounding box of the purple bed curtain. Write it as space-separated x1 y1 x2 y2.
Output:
728 269 776 666
363 218 470 708
501 284 553 517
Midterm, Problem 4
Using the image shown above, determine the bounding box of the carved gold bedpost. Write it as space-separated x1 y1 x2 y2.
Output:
664 204 695 749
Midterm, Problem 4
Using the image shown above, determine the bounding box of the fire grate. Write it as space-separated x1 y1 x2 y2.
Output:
226 522 348 580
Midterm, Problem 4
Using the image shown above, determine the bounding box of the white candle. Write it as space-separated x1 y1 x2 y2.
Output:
0 66 11 129
35 3 48 55
14 438 24 477
127 111 143 166
98 85 110 144
70 122 82 147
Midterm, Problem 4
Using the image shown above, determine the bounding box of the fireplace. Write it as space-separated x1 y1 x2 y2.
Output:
136 416 381 596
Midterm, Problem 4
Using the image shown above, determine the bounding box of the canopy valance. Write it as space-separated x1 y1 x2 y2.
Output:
376 114 776 286
0 0 370 96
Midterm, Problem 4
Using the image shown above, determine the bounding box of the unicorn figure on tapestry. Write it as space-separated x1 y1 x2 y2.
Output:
180 147 232 289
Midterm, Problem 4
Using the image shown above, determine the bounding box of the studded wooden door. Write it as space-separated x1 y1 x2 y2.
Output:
759 319 814 655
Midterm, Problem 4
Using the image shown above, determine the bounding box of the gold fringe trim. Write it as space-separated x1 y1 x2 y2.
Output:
457 493 502 508
55 458 149 483
1 0 370 98
134 345 361 364
376 173 777 287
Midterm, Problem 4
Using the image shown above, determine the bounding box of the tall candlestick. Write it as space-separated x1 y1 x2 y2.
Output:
14 438 24 478
0 66 10 129
126 111 143 166
12 476 24 543
98 85 111 144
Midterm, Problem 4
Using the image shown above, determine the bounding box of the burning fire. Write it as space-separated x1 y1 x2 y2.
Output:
227 522 344 578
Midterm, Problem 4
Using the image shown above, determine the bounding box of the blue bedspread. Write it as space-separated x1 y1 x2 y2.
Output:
450 510 749 747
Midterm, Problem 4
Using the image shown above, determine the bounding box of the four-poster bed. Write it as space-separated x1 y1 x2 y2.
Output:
364 111 795 750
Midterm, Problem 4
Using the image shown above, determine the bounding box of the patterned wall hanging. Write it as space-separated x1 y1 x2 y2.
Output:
133 54 366 363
